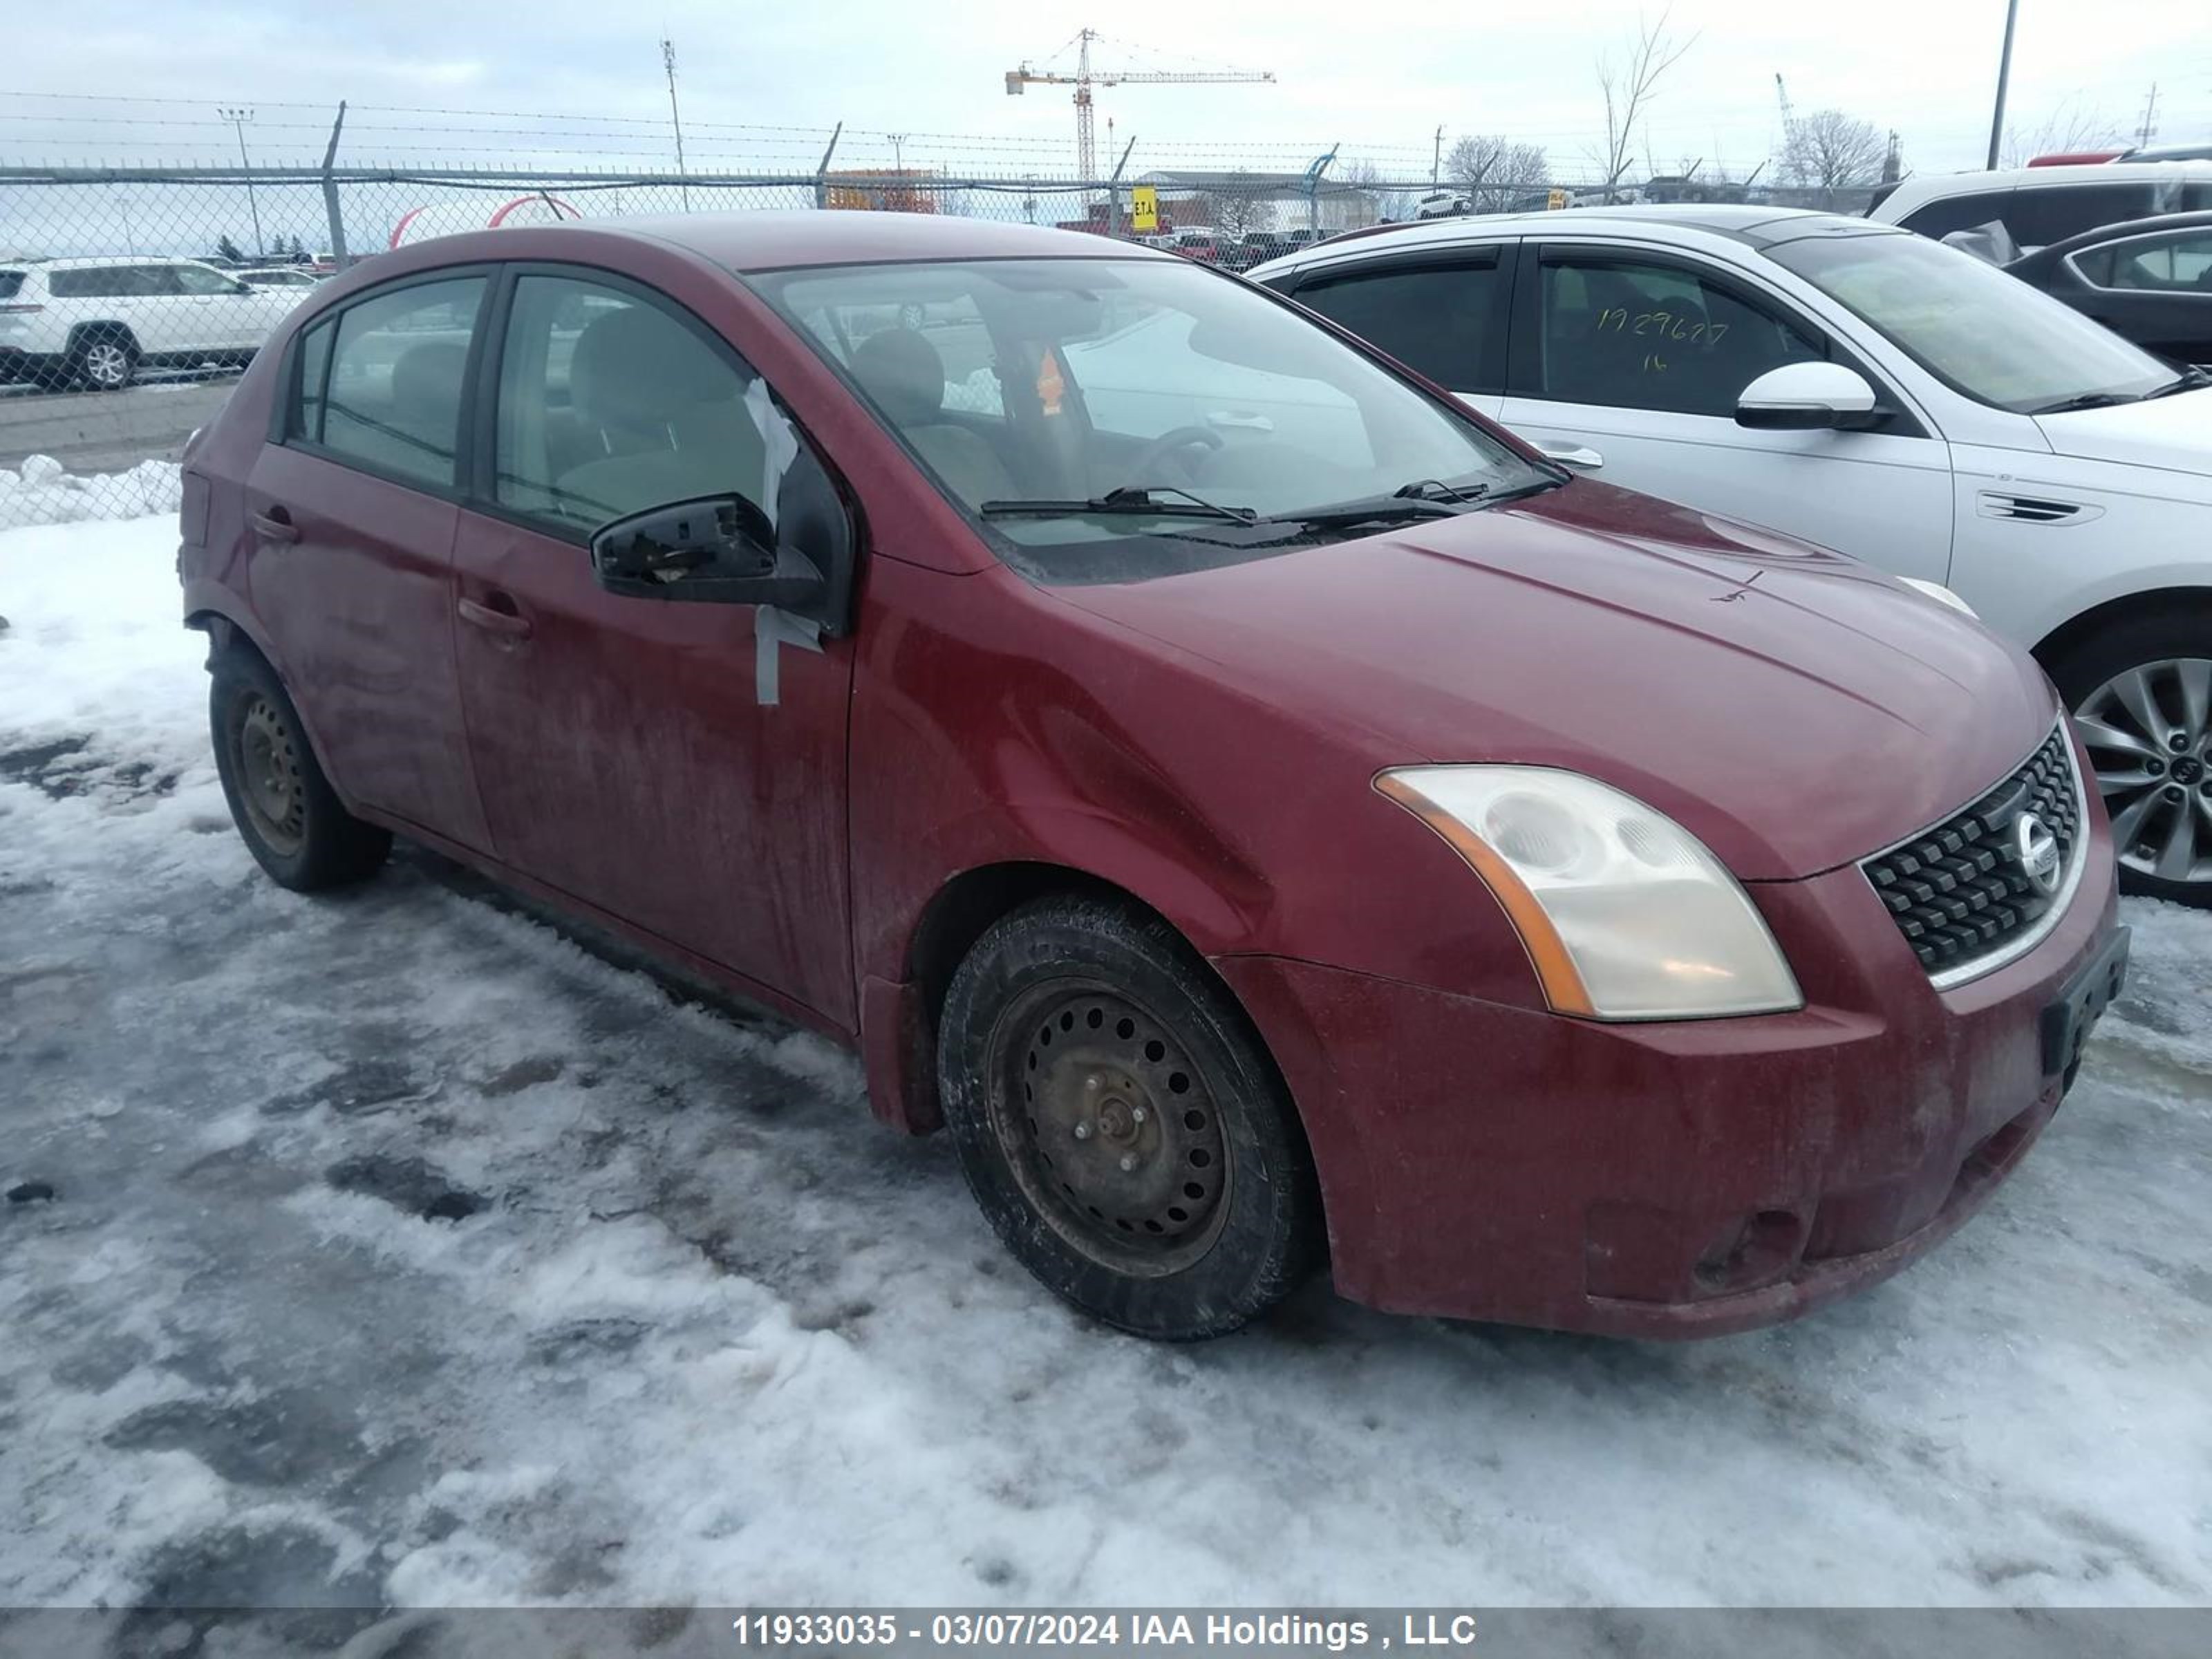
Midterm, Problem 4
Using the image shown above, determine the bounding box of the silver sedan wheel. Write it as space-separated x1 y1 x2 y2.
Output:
2074 657 2212 887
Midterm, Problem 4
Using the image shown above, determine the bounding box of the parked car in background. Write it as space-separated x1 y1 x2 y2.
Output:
180 212 2124 1342
0 255 301 390
1867 160 2212 250
1251 206 2212 903
236 266 326 291
2006 211 2212 366
1227 231 1297 270
1168 228 1226 264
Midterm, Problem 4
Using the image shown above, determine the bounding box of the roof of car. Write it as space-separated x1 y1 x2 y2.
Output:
1250 205 1905 276
1873 158 2212 213
453 211 1181 274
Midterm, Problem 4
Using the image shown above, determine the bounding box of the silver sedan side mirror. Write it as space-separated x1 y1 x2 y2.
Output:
1735 362 1882 431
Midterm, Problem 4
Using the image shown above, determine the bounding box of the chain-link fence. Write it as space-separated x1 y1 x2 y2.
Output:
0 160 1877 527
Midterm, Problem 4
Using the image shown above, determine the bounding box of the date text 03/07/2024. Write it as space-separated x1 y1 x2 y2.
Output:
728 1612 1484 1649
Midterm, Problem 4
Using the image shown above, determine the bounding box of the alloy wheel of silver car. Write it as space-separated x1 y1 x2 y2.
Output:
2073 657 2212 888
79 338 133 390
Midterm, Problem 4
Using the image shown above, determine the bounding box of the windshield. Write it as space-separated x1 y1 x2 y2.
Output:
1766 232 2175 413
755 256 1547 578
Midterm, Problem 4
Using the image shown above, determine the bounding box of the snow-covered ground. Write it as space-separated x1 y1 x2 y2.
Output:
2 514 2210 1613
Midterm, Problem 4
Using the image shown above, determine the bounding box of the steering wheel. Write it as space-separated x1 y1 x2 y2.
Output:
1125 424 1224 485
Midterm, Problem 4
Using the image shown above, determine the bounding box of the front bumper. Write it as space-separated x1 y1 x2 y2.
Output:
1215 817 2124 1339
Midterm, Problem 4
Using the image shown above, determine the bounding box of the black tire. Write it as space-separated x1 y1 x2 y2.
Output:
68 328 138 392
938 895 1320 1340
2046 607 2212 908
209 647 391 890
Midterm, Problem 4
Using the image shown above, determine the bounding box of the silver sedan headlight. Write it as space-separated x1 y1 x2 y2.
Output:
1376 766 1804 1020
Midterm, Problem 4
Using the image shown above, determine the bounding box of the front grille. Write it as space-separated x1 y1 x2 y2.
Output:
1861 724 2082 979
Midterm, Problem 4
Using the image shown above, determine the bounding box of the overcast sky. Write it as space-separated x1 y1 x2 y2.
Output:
3 0 2206 182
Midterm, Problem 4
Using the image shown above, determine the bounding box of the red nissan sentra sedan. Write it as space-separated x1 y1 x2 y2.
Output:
178 213 2128 1341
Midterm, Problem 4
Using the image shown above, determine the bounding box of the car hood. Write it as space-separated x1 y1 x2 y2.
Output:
2035 384 2212 482
1056 481 2057 882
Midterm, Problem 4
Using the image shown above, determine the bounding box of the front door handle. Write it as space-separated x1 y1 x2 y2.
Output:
1536 441 1604 470
457 594 532 640
250 505 299 543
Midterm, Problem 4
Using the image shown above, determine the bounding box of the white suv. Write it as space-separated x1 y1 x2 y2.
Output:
1866 160 2212 250
0 256 301 391
1251 207 2212 903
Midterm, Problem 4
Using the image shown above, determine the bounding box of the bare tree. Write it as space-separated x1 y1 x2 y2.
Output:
1998 102 2128 169
1785 110 1888 207
1338 157 1416 224
1194 174 1268 241
1444 135 1551 212
1593 8 1696 203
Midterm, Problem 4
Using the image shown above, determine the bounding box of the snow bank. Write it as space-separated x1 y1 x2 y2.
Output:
0 454 183 531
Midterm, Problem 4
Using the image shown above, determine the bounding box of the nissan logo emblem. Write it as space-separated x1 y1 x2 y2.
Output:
2014 812 2062 897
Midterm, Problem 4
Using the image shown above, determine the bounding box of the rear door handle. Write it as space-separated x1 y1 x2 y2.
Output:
250 505 299 543
457 594 532 640
1536 441 1604 470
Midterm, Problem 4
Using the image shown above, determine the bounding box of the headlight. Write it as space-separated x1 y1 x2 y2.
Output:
1375 767 1803 1021
1899 577 1977 618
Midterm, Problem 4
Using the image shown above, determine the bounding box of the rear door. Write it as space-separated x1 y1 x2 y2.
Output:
449 266 858 1024
1277 242 1517 418
1497 241 1955 579
173 261 284 353
243 270 494 849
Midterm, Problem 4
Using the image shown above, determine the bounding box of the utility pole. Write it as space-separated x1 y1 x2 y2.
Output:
218 106 263 256
1985 0 2020 170
2137 83 2160 150
1432 125 1443 188
889 132 907 174
662 39 690 210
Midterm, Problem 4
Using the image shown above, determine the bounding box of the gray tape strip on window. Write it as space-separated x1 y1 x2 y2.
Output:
755 606 823 706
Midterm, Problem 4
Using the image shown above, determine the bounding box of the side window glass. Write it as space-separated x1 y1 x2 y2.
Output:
173 265 239 296
290 318 336 442
1900 192 2016 243
1536 255 1824 418
2007 185 2151 250
132 266 182 297
1295 259 1505 391
2099 231 2212 292
494 274 788 532
318 276 487 488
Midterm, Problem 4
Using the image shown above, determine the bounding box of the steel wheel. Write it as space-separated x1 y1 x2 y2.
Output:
78 337 133 390
2074 657 2212 887
986 980 1231 1278
232 693 306 856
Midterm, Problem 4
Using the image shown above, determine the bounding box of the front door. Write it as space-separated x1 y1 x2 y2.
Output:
1499 244 1956 581
450 269 856 1024
243 270 494 850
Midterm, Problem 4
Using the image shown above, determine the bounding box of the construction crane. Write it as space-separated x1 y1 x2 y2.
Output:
1006 28 1274 182
1774 73 1801 183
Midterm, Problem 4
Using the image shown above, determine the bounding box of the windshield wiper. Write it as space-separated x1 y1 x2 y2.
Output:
2030 390 2144 415
979 484 1256 524
2145 366 2212 400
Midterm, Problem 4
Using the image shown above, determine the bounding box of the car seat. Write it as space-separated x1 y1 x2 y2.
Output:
849 327 1018 507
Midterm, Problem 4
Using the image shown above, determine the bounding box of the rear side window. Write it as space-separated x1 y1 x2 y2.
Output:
0 272 22 301
2085 229 2212 291
290 317 336 442
47 265 169 299
491 273 773 532
310 276 487 489
1293 256 1508 393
